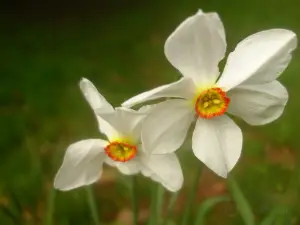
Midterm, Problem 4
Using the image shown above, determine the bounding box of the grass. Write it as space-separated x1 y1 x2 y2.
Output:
1 0 300 224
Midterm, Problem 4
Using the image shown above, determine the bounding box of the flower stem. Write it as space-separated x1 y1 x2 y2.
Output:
149 183 165 225
130 176 139 225
181 165 202 225
148 184 156 225
163 191 179 224
45 187 56 225
156 184 165 224
86 186 100 225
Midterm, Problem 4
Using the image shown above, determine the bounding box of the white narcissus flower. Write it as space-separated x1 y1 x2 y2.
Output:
54 78 183 192
122 10 297 177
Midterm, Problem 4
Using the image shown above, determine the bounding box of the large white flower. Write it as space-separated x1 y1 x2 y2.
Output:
54 78 183 192
122 10 297 177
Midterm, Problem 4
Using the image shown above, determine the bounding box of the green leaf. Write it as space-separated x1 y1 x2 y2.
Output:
227 178 255 225
194 195 230 225
164 219 176 225
274 214 292 225
260 206 290 225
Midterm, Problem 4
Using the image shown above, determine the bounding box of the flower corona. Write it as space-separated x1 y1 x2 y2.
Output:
194 87 230 119
104 141 137 162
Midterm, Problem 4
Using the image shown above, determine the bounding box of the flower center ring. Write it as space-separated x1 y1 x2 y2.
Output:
105 141 137 162
195 87 230 119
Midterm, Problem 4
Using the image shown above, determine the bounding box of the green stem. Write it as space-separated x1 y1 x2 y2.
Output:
148 185 156 225
45 187 56 225
130 176 139 225
149 184 165 225
156 184 165 224
86 186 100 225
163 192 179 224
181 165 202 225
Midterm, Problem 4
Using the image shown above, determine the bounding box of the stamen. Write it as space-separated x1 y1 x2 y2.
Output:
213 99 221 104
203 102 209 108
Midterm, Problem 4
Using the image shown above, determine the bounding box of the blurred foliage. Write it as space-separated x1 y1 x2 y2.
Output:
1 0 300 224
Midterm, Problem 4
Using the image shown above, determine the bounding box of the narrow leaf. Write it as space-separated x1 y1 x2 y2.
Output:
164 220 176 225
227 178 255 225
194 195 230 225
261 206 290 225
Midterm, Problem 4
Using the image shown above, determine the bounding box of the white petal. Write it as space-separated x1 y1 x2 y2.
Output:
104 157 116 167
140 153 183 192
141 99 194 154
96 107 147 142
116 158 141 175
138 104 156 113
121 77 196 108
79 78 116 138
164 10 226 84
54 139 108 191
79 78 114 112
217 29 297 91
206 12 226 44
227 81 288 125
192 115 242 178
105 156 141 175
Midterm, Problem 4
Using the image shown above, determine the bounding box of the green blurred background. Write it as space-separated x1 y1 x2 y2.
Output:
1 0 300 224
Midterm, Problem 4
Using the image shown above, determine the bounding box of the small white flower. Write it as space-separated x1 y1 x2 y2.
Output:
122 10 297 177
54 78 183 192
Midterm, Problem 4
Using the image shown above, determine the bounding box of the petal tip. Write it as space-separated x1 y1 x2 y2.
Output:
79 77 90 85
196 9 204 15
168 185 182 192
79 77 92 90
53 178 68 191
220 172 228 179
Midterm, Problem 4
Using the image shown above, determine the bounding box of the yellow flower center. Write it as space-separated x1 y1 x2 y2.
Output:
104 141 137 162
194 87 230 119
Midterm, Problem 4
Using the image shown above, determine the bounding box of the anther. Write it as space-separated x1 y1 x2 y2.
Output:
203 102 209 108
213 99 221 104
